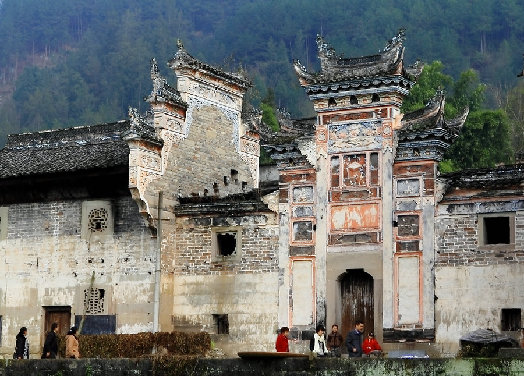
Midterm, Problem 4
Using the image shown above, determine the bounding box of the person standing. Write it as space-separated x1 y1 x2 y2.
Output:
65 326 80 359
346 320 364 357
275 326 290 352
42 322 59 359
327 324 343 357
310 324 327 357
14 327 29 359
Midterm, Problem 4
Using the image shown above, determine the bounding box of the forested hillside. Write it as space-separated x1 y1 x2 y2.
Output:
0 0 523 168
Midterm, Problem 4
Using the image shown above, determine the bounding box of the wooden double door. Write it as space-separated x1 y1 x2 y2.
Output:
340 269 374 338
43 306 71 337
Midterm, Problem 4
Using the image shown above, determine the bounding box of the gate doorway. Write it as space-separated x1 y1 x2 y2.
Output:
340 269 374 337
43 306 71 337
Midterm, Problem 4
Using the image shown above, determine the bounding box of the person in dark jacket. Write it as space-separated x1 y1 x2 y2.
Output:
327 324 343 357
42 322 59 359
14 327 29 359
346 320 364 357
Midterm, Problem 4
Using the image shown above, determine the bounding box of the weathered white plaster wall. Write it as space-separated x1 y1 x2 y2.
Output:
435 264 524 355
0 197 157 356
171 273 279 354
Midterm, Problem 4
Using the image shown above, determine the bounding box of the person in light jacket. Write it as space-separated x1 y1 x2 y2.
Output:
310 324 327 357
65 326 80 359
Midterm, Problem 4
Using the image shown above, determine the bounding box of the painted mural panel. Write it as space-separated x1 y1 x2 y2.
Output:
292 186 314 203
343 154 367 186
330 203 380 232
397 179 420 197
328 121 382 153
292 260 314 326
292 221 313 242
397 256 420 325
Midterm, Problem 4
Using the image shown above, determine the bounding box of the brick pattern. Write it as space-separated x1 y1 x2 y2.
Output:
436 212 524 266
173 214 279 275
3 196 157 277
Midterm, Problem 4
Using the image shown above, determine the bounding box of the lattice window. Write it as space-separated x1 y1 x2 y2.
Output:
88 208 108 232
84 288 105 314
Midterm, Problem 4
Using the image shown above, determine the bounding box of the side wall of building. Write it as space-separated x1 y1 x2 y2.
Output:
169 210 279 355
435 198 524 355
0 196 157 356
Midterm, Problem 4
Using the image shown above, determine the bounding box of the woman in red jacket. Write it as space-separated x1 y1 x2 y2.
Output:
275 327 289 352
362 332 382 356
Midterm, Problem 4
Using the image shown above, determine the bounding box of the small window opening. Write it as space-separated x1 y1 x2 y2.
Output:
484 217 510 244
350 95 358 104
501 308 521 331
371 93 380 102
203 189 208 197
217 232 236 256
231 169 239 184
328 97 337 107
242 182 247 191
213 314 229 334
213 182 219 195
223 176 229 186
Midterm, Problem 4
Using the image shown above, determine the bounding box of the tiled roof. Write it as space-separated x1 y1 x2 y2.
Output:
293 29 420 90
443 164 524 189
0 120 132 178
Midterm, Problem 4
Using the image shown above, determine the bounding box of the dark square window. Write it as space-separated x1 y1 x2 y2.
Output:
484 217 510 244
501 308 521 331
213 314 229 334
217 232 236 256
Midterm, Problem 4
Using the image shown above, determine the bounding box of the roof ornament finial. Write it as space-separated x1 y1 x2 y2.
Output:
316 34 336 59
150 58 159 78
383 27 406 52
128 107 140 129
176 39 184 50
149 57 166 94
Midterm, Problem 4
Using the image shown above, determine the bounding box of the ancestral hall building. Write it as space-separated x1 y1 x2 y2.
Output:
0 32 523 357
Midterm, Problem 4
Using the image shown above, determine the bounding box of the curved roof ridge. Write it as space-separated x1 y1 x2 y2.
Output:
168 40 251 90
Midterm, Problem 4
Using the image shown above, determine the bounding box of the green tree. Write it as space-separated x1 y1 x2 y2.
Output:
261 88 279 132
404 61 513 170
446 110 513 169
504 81 524 159
401 61 453 114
